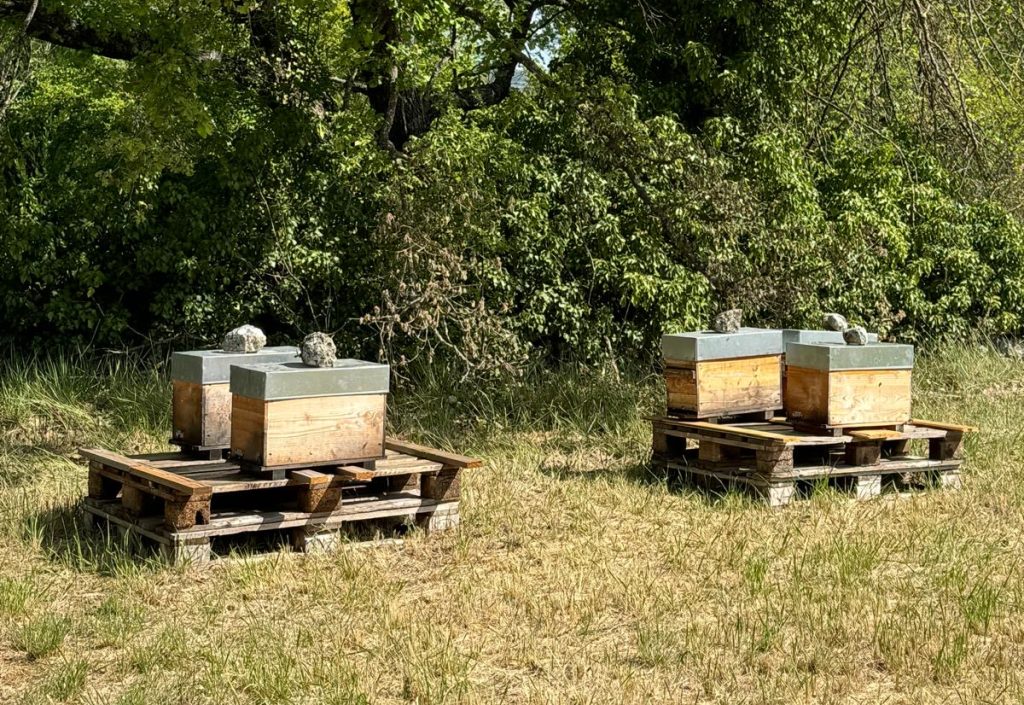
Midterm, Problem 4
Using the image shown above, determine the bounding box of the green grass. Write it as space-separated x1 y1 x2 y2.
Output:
0 345 1022 703
12 614 72 660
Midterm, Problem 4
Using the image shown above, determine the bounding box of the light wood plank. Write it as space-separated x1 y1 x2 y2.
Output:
910 418 978 433
290 469 331 486
330 466 376 481
79 448 211 497
384 438 482 468
667 421 800 445
848 429 905 441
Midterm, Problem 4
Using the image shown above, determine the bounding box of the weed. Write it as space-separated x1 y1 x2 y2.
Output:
13 614 72 660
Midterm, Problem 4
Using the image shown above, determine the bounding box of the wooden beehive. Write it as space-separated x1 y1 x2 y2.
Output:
229 359 390 470
784 342 913 428
170 347 299 449
662 328 784 418
780 330 878 414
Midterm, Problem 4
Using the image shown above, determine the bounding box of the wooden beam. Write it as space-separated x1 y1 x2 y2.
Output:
910 419 978 433
384 438 482 468
79 448 211 497
290 469 331 486
331 466 376 481
848 429 904 441
667 421 801 445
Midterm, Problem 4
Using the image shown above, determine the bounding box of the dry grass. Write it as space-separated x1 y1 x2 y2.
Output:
0 345 1022 704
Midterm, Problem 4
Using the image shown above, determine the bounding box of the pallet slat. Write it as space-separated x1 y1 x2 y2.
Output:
384 439 482 468
910 418 978 433
80 448 211 497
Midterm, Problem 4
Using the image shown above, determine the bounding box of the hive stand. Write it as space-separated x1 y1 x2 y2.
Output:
80 438 481 564
650 416 974 506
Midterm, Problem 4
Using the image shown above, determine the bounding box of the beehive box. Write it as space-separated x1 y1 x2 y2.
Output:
662 328 784 418
784 342 913 428
780 330 878 413
171 347 299 449
229 359 390 470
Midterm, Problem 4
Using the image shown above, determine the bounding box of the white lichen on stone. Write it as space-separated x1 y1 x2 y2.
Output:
713 309 742 333
300 331 337 367
222 324 267 353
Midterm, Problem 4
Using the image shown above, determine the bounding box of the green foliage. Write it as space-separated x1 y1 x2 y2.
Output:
2 0 1024 376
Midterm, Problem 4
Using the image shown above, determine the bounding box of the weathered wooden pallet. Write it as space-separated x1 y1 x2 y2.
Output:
650 416 974 507
80 438 480 534
83 492 461 565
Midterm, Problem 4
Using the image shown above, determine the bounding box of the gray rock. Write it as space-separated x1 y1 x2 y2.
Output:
222 324 267 353
822 313 848 332
712 309 742 333
300 332 337 367
843 325 869 346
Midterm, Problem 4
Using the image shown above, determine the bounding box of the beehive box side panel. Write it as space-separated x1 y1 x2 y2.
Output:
231 394 269 463
826 369 912 426
665 362 698 412
783 365 830 425
694 355 782 417
172 380 203 445
262 394 386 467
200 383 232 447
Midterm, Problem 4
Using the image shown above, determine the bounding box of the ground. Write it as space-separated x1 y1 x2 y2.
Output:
0 346 1020 704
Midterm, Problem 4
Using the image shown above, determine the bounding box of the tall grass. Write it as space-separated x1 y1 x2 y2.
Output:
0 343 1023 703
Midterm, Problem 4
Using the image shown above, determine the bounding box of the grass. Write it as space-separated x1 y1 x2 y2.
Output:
0 344 1022 703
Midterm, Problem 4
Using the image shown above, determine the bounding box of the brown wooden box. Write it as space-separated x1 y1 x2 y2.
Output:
231 393 387 468
665 354 783 418
784 366 912 428
170 346 300 449
229 360 390 469
172 381 232 448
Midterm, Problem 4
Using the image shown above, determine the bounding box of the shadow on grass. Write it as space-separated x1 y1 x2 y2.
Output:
23 499 166 576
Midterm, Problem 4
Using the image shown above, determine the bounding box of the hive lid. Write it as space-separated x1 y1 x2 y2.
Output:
785 342 914 372
229 359 391 401
661 328 784 362
781 329 880 346
171 346 300 385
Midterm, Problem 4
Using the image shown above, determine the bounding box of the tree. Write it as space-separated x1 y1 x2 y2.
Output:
0 0 565 150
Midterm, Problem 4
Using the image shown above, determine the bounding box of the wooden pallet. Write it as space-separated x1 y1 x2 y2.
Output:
651 416 974 507
83 493 461 564
80 438 480 563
